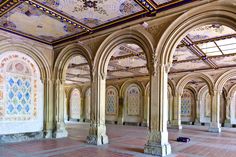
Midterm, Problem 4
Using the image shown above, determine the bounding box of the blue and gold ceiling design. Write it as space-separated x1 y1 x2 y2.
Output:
0 0 194 45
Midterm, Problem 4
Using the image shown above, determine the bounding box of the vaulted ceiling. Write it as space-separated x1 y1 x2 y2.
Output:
0 0 194 45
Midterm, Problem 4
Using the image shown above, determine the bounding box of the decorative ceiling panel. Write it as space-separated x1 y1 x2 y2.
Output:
210 55 236 67
0 2 83 43
153 0 173 5
0 0 195 44
174 46 199 61
171 60 210 72
36 0 144 28
187 25 235 41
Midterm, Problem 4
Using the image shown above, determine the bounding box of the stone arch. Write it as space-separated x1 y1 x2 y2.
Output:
0 43 52 138
156 1 236 65
215 69 236 92
176 72 214 96
54 43 93 81
94 29 154 78
0 50 44 136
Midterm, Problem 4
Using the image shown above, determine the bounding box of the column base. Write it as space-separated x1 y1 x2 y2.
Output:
44 129 53 138
53 129 68 138
144 143 171 156
224 120 231 127
86 124 109 145
144 131 171 156
208 122 221 133
170 120 182 129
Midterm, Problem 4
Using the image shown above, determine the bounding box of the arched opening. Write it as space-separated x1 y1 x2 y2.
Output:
53 44 92 138
64 55 91 136
91 30 152 145
0 51 43 142
162 21 236 133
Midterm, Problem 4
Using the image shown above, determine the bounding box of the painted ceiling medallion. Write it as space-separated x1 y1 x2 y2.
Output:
83 0 98 9
73 0 108 16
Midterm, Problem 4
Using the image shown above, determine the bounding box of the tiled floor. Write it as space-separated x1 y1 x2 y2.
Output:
1 123 236 157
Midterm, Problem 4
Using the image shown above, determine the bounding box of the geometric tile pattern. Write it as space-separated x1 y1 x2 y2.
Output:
6 75 31 116
0 52 38 121
181 89 193 116
127 84 140 116
106 87 118 115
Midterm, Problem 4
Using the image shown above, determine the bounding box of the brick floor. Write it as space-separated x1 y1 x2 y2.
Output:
1 123 236 157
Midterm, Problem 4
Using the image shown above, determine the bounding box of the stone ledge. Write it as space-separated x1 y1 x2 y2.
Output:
0 131 43 144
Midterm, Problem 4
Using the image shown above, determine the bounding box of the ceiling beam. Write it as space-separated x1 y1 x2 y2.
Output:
178 34 236 48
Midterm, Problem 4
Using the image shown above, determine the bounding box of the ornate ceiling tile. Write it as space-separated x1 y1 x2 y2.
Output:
0 2 83 43
36 0 145 29
187 25 235 42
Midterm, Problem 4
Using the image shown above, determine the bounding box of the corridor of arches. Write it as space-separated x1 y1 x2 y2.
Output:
0 0 236 157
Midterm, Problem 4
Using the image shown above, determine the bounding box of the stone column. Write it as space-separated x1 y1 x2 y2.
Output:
168 93 173 126
170 92 182 129
144 64 171 156
224 96 231 127
43 79 54 138
194 98 201 125
53 79 68 138
117 97 124 125
80 97 85 122
142 92 149 127
87 74 108 145
208 90 221 133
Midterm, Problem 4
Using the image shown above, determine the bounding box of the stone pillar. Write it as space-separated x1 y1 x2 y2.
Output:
43 79 54 138
144 64 171 156
87 74 108 145
80 97 85 122
194 98 201 125
117 97 124 125
170 92 182 129
53 79 68 138
224 96 231 127
208 90 221 133
168 92 173 126
142 92 149 127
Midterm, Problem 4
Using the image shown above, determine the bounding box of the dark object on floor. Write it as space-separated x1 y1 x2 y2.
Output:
177 137 190 142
